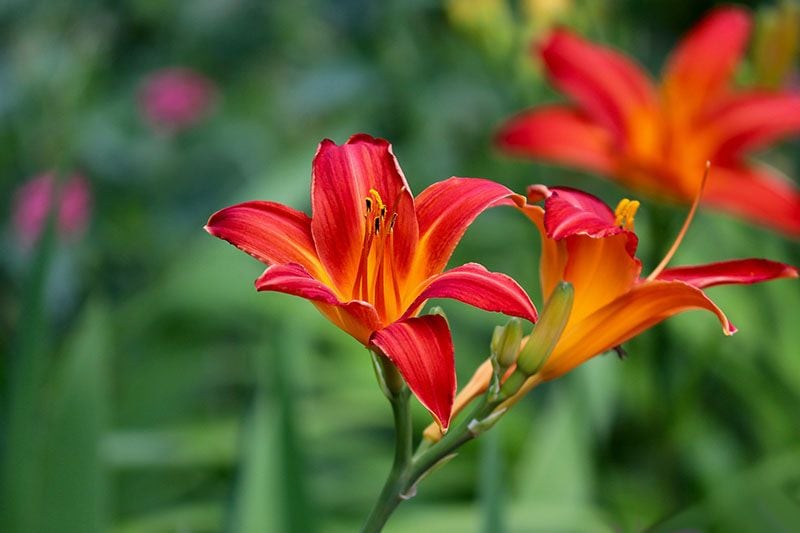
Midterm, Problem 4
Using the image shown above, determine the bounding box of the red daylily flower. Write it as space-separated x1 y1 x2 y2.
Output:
425 185 797 440
496 7 800 236
205 134 538 428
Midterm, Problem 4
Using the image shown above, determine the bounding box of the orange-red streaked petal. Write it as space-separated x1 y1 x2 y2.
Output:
205 200 326 281
311 134 418 294
540 280 735 381
370 315 456 429
656 259 798 288
532 186 639 256
703 164 800 237
256 263 381 344
495 106 617 175
423 358 494 442
402 262 538 323
539 29 657 137
414 177 525 279
541 186 619 239
517 202 568 300
562 233 642 323
662 7 751 113
703 92 800 161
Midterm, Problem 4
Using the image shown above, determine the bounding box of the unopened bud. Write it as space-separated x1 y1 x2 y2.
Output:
491 318 523 369
428 306 448 323
516 281 573 375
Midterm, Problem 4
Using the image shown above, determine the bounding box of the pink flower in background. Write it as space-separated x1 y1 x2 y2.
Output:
139 68 215 131
12 173 92 247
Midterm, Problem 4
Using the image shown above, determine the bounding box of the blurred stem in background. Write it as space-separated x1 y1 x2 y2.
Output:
273 321 316 533
1 197 56 533
479 427 506 533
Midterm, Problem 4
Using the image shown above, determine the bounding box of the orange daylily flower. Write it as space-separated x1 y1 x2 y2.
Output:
425 184 797 440
497 7 800 236
205 134 537 428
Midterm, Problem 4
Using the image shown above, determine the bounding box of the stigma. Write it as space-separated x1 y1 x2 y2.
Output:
614 198 640 230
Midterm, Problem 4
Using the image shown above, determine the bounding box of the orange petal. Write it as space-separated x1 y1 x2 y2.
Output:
662 7 751 116
517 202 568 300
540 280 734 381
495 106 617 175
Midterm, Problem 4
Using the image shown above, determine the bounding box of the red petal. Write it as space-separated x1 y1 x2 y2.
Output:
495 106 617 174
414 177 524 279
256 263 381 344
539 29 656 137
656 259 798 288
533 187 639 257
703 92 800 161
370 315 456 429
403 263 538 323
662 7 751 114
205 201 327 280
311 135 418 295
703 164 800 237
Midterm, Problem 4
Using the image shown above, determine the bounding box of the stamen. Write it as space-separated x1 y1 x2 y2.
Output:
352 218 374 298
369 189 385 213
646 162 710 281
614 198 640 230
374 216 381 235
387 233 402 312
388 213 398 232
365 198 373 216
380 205 387 219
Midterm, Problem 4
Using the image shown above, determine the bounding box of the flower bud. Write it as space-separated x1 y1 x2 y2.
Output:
516 281 573 376
490 318 523 369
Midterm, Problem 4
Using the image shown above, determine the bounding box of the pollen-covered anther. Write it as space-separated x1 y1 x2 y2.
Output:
614 198 640 230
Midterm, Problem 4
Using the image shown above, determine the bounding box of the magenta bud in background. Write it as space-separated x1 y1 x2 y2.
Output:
139 67 216 131
12 173 92 248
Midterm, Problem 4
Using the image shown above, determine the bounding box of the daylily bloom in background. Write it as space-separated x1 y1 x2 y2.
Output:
425 185 797 440
205 134 538 428
12 173 92 248
139 67 215 132
496 7 800 236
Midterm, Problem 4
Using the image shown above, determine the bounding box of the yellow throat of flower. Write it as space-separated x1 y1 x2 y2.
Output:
353 188 403 317
614 198 640 230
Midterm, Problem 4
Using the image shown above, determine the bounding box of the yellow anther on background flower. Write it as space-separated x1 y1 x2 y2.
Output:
614 198 640 230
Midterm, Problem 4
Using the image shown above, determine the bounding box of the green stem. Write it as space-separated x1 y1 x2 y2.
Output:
361 396 498 532
361 386 413 533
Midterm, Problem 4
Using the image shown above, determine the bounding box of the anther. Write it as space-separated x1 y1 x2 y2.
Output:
614 198 640 230
365 198 373 216
388 213 398 232
380 205 387 219
374 217 381 235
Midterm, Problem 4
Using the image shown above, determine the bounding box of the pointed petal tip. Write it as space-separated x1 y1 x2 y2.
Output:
370 315 455 429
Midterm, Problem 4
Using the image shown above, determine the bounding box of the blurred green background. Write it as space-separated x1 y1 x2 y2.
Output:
1 0 799 531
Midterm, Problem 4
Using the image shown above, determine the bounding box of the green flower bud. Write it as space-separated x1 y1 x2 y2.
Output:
516 281 574 376
491 318 523 369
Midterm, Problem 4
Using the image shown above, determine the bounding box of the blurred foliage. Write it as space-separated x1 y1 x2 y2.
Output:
1 0 799 532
